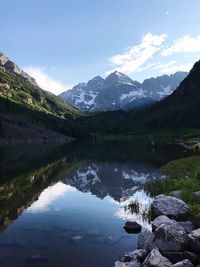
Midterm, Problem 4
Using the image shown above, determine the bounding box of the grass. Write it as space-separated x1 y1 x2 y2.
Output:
145 155 200 218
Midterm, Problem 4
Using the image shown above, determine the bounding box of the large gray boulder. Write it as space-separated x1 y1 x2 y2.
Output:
142 248 172 267
188 228 200 253
122 249 148 263
172 259 193 267
152 215 172 231
152 194 188 218
138 230 154 251
150 220 189 252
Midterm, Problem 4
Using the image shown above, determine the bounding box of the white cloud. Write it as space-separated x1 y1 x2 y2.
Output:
27 182 76 213
162 35 200 56
23 66 70 95
155 60 193 74
107 33 167 74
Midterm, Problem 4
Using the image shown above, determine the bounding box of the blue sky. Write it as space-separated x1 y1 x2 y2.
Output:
1 0 200 94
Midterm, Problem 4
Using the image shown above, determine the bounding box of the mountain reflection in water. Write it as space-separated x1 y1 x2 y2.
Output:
0 140 193 267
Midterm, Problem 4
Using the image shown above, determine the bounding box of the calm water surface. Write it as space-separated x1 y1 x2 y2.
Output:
0 141 194 267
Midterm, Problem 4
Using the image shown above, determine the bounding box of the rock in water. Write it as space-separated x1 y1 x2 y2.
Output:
115 260 141 267
122 249 148 263
188 228 200 253
152 194 188 218
142 248 173 267
138 230 154 252
150 220 189 252
173 259 194 267
124 221 142 234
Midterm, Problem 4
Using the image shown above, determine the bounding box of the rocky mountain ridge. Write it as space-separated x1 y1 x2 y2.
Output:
60 71 188 112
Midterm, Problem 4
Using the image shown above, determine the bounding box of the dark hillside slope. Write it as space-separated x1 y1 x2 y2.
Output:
0 53 84 141
139 60 200 129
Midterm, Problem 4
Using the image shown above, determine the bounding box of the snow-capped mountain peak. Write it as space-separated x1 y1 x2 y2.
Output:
59 71 188 112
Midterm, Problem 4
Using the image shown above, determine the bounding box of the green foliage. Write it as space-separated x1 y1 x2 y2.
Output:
145 155 200 218
0 69 88 138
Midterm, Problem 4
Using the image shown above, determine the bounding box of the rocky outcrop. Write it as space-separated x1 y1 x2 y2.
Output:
152 194 188 218
0 52 37 86
142 248 173 267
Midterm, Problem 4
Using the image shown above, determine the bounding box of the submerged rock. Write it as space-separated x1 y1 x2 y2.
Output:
152 194 188 218
138 230 154 252
172 259 193 267
26 254 48 264
142 248 172 267
115 260 141 267
124 221 142 234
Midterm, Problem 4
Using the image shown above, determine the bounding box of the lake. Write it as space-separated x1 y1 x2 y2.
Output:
0 140 194 267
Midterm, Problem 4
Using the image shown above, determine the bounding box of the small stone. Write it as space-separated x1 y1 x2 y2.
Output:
142 248 173 267
172 259 193 267
192 191 200 203
124 221 142 234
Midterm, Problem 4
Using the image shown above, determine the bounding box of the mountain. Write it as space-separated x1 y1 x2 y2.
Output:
0 52 83 142
81 60 200 135
137 60 200 130
59 71 188 112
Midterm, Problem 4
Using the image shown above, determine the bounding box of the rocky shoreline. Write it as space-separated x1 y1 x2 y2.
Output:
115 194 200 267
